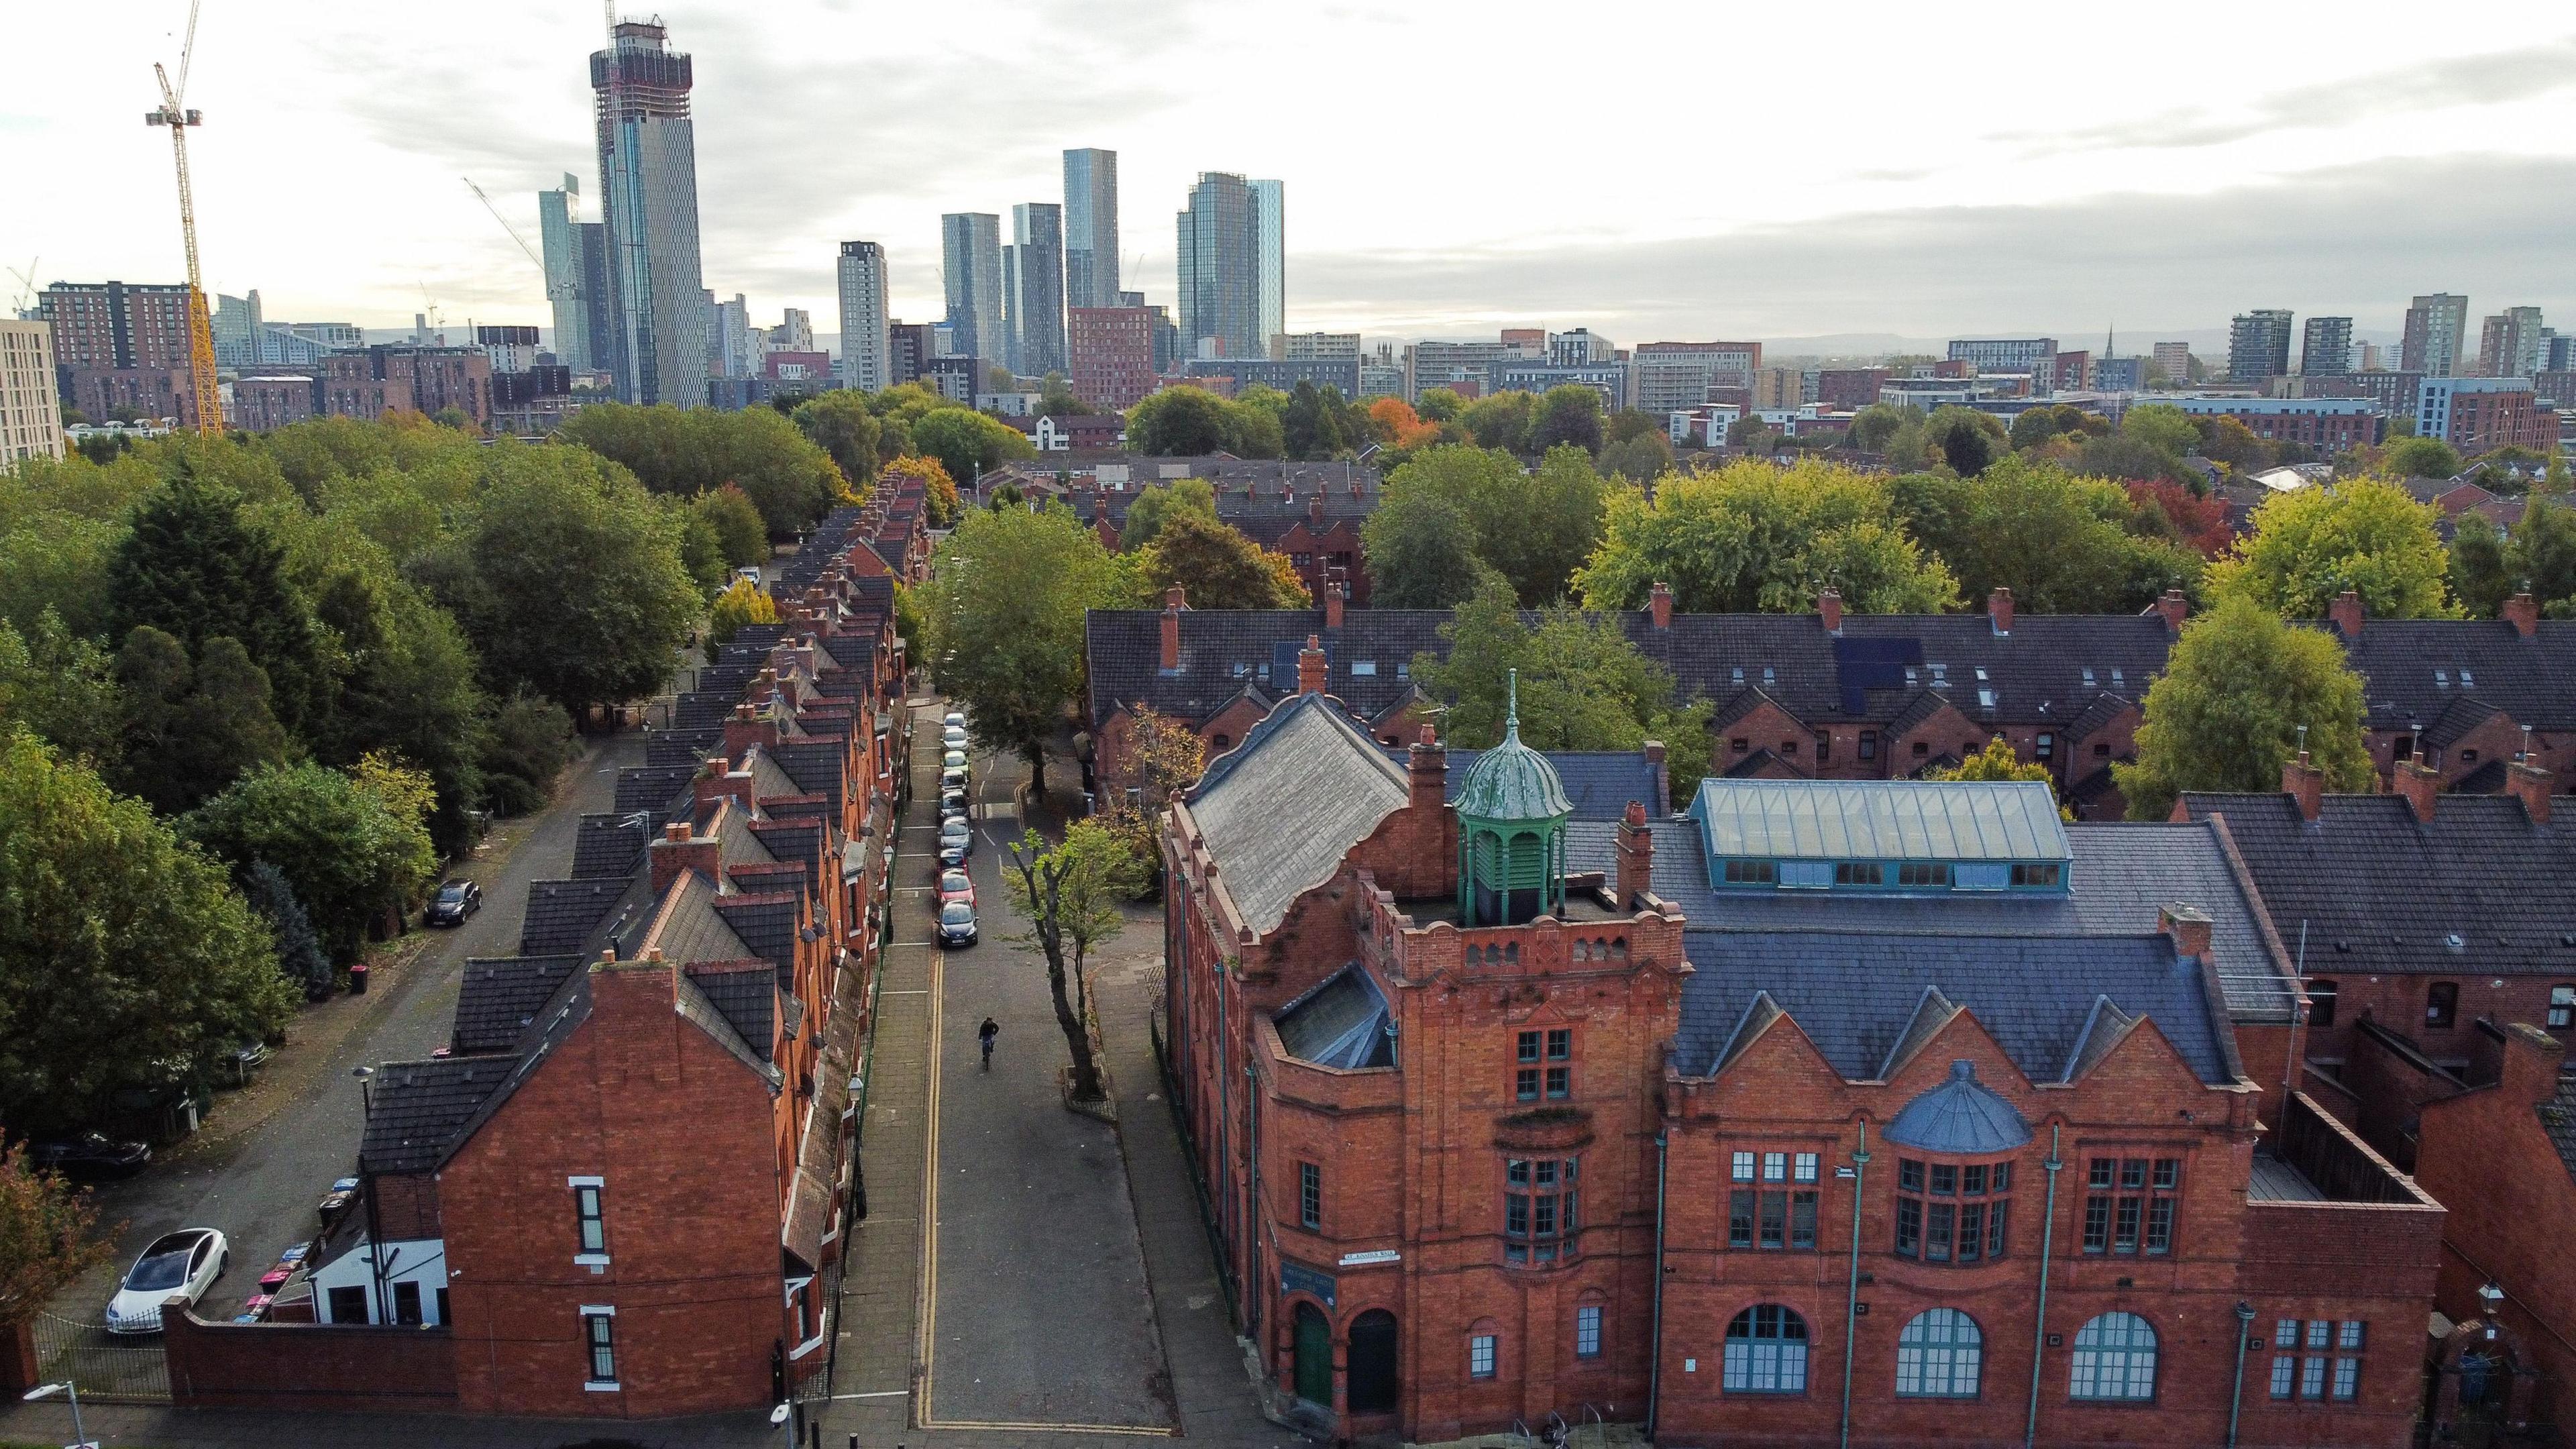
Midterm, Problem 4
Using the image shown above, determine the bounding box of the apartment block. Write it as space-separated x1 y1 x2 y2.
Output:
0 320 66 466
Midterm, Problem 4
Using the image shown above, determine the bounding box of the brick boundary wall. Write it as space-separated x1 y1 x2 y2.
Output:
164 1305 460 1412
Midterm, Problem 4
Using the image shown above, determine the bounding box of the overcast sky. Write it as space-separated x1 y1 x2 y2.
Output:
9 2 2576 349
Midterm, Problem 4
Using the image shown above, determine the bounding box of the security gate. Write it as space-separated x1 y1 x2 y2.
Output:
31 1309 171 1402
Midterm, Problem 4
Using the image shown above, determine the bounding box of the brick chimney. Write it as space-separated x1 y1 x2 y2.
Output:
2158 903 2212 961
724 702 779 758
694 755 752 812
1644 739 1670 815
1650 582 1673 630
1308 496 1324 528
2504 591 2540 639
1298 635 1328 695
1407 722 1446 816
1988 586 2015 635
649 819 720 896
2157 588 2188 633
2329 588 2365 637
1160 586 1185 671
1616 800 1656 910
2282 750 2325 822
2394 759 2440 822
2506 758 2553 824
1819 588 1843 635
1324 576 1346 631
2498 1020 2569 1108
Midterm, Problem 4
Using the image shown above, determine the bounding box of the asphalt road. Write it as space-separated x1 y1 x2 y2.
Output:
44 728 647 1332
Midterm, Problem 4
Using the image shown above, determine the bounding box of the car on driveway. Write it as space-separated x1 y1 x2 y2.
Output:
936 901 979 947
938 818 974 867
936 868 976 908
28 1131 150 1179
106 1228 227 1335
423 879 483 926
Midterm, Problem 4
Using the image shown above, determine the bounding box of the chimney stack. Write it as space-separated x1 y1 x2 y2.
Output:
2282 749 2325 822
649 820 720 896
2394 758 2440 822
1988 586 2015 635
1644 739 1670 815
724 701 779 758
2158 903 2212 961
1160 586 1185 671
2504 591 2540 639
1650 582 1673 631
1819 588 1843 635
1297 634 1328 696
2157 588 2188 634
1616 800 1656 910
1308 496 1324 527
1407 722 1446 816
2329 588 2365 637
1324 576 1346 631
2506 758 2554 825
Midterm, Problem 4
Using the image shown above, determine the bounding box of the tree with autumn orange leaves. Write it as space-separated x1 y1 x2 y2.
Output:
1366 396 1445 452
877 455 961 527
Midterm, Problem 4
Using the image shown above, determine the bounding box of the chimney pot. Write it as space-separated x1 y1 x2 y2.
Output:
1323 578 1346 631
1988 586 2015 635
2330 588 2365 637
2506 759 2553 825
1407 726 1447 812
1818 587 1843 635
1650 582 1673 630
1164 585 1187 612
664 820 691 842
2282 749 2326 822
2504 591 2540 638
2157 588 2188 633
2394 759 2440 822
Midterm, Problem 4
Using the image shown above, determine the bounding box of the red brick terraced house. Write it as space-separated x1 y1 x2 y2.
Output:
1163 677 2444 1448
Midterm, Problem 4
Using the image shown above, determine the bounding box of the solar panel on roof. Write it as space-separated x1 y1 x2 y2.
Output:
1834 637 1923 715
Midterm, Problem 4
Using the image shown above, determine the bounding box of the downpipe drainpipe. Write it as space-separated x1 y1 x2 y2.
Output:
1646 1130 1670 1441
1839 1120 1871 1449
2024 1124 2064 1449
1245 1059 1262 1345
2227 1299 2257 1448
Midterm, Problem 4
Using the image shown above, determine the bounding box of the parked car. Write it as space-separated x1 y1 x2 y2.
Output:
423 879 483 927
936 869 976 908
942 725 969 750
735 566 764 589
28 1131 151 1179
936 901 979 947
105 1228 227 1335
938 787 970 819
943 710 965 730
939 767 968 796
938 819 974 867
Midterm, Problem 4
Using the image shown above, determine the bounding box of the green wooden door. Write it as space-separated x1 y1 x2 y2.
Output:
1293 1303 1332 1407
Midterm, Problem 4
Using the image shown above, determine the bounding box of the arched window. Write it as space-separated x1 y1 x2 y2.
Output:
1723 1304 1809 1393
1896 1309 1982 1398
2070 1312 2157 1401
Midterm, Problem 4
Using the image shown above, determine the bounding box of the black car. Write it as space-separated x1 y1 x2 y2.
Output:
424 879 483 927
937 820 974 867
939 767 969 796
935 901 979 947
29 1131 152 1179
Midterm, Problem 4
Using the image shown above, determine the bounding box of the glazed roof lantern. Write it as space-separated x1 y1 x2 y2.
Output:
1456 672 1573 927
1454 672 1573 824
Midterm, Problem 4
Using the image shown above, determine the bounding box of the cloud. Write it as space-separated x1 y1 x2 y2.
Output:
1285 153 2576 340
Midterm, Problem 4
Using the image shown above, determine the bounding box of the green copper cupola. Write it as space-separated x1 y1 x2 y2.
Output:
1455 671 1573 926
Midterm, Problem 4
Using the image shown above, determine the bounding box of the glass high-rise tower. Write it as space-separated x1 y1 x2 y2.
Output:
1177 172 1261 360
1063 149 1120 311
537 174 594 373
1012 203 1067 377
1251 178 1284 357
592 21 708 407
941 213 1004 368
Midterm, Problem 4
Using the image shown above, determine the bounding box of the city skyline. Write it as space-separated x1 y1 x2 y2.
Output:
11 5 2576 343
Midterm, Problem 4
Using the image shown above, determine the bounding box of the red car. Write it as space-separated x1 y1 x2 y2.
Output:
936 869 975 908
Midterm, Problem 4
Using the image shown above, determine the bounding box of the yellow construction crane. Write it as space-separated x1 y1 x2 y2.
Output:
146 0 221 434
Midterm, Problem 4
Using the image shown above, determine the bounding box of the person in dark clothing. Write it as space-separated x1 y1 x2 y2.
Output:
978 1016 1000 1071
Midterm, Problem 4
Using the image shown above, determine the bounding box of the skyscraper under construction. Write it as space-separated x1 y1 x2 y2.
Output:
592 20 707 407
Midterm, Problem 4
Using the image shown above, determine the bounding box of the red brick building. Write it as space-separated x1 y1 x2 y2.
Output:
1164 680 2440 1447
1815 369 1890 411
1069 306 1158 411
322 345 494 427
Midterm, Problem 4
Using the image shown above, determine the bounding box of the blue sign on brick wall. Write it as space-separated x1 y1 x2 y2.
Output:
1281 1260 1335 1309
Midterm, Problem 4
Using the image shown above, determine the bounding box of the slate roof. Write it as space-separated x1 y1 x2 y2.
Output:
452 955 582 1055
1275 963 1395 1069
520 875 653 956
2176 791 2576 979
638 871 759 965
682 963 776 1062
1188 692 1411 936
1566 818 2300 1022
2336 618 2576 731
1689 778 2071 863
362 971 592 1175
1436 748 1664 820
572 812 649 880
714 893 803 975
1884 1059 2033 1152
616 764 698 817
674 969 782 1084
1675 929 2235 1085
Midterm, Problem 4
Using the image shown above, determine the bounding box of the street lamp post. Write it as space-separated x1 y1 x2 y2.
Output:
24 1379 94 1449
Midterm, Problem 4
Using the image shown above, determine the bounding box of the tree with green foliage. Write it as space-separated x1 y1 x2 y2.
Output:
1574 458 1960 614
2115 596 2374 820
306 569 492 855
185 761 437 963
708 576 781 647
1601 430 1673 484
1529 386 1606 454
0 511 124 641
108 466 327 734
0 729 296 1130
240 859 333 1000
1415 388 1466 424
1118 478 1218 551
480 693 576 816
1359 488 1503 609
2450 495 2576 619
1928 737 2073 817
2205 478 2456 620
693 484 771 570
2448 511 2513 619
1416 580 1714 798
2121 402 2202 462
0 615 121 769
1922 406 2008 476
1377 443 1604 605
1846 404 1916 454
1138 508 1308 609
111 629 290 816
1458 390 1539 453
910 406 1037 488
1891 457 2200 614
559 402 841 537
1126 386 1231 455
1002 820 1147 1104
790 390 881 492
1037 372 1089 419
2383 435 2463 481
425 449 699 718
919 504 1118 794
1279 381 1340 460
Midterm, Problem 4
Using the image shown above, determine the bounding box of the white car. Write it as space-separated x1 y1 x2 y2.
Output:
942 726 969 750
943 710 966 730
106 1227 227 1334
